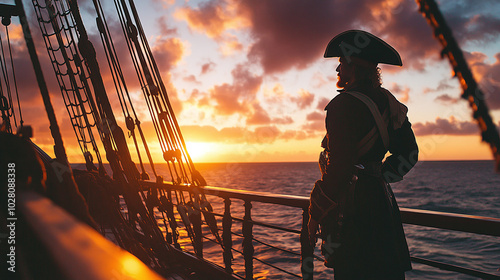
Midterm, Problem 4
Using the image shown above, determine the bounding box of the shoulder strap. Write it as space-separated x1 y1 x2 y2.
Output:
347 91 390 152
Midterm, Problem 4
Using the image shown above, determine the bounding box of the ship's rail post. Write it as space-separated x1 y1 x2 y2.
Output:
243 199 254 279
223 197 233 273
300 206 314 280
192 204 203 258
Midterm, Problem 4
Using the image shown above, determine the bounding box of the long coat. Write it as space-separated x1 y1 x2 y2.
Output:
310 84 418 280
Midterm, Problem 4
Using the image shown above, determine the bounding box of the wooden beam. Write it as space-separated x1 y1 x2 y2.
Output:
18 191 165 280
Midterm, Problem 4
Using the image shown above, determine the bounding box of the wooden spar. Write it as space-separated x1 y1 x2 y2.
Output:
416 0 500 171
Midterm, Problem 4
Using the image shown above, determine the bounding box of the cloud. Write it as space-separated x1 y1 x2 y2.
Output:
162 73 184 114
241 0 355 74
174 0 249 56
303 111 325 134
177 0 500 75
246 103 271 125
0 24 56 104
465 52 500 110
443 2 500 44
271 116 294 125
158 15 178 37
174 0 436 73
152 37 186 72
181 124 317 144
306 112 324 122
201 61 216 74
435 94 459 105
281 129 308 141
304 120 326 134
412 117 479 136
183 74 201 84
218 34 244 55
175 0 354 73
423 79 455 94
291 89 315 109
312 72 329 88
316 97 331 110
372 1 443 71
206 63 263 115
248 126 280 143
175 0 245 38
388 82 410 103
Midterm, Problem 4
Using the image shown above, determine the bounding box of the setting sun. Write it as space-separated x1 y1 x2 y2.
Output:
185 141 213 162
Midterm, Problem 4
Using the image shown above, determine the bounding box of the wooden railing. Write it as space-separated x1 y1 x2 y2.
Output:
14 183 500 279
142 180 500 280
16 191 166 280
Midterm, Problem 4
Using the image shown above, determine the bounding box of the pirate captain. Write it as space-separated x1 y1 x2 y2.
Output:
308 30 419 280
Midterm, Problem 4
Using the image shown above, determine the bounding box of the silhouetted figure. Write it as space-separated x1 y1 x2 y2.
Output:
308 30 418 280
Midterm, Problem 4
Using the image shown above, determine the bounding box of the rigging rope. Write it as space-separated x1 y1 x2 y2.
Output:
0 31 13 132
31 0 105 173
0 20 23 133
27 0 223 273
94 0 224 252
112 0 196 184
30 0 168 258
5 26 22 129
92 0 157 180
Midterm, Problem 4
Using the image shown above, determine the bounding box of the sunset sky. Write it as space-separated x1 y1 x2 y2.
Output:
3 0 500 163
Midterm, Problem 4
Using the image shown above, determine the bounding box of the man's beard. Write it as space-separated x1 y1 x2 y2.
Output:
336 76 348 88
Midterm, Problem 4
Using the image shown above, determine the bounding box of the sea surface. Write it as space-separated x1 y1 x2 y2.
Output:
78 161 500 279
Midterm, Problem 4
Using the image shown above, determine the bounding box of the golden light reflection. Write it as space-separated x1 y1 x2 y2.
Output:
121 255 142 276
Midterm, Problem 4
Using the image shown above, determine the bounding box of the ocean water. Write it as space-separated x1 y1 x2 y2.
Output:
181 161 500 280
76 161 500 279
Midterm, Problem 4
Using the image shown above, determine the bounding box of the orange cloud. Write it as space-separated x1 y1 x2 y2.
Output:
176 2 228 38
246 103 271 125
316 97 331 110
291 89 315 109
152 37 186 72
174 0 249 37
206 63 262 115
176 0 500 75
271 116 294 125
388 83 410 103
304 111 325 134
306 112 324 122
181 124 319 144
219 34 244 55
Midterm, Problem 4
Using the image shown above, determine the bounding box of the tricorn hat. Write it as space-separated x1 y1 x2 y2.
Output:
324 30 402 66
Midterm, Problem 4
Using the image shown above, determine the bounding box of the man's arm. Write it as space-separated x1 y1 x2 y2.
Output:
381 118 419 183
